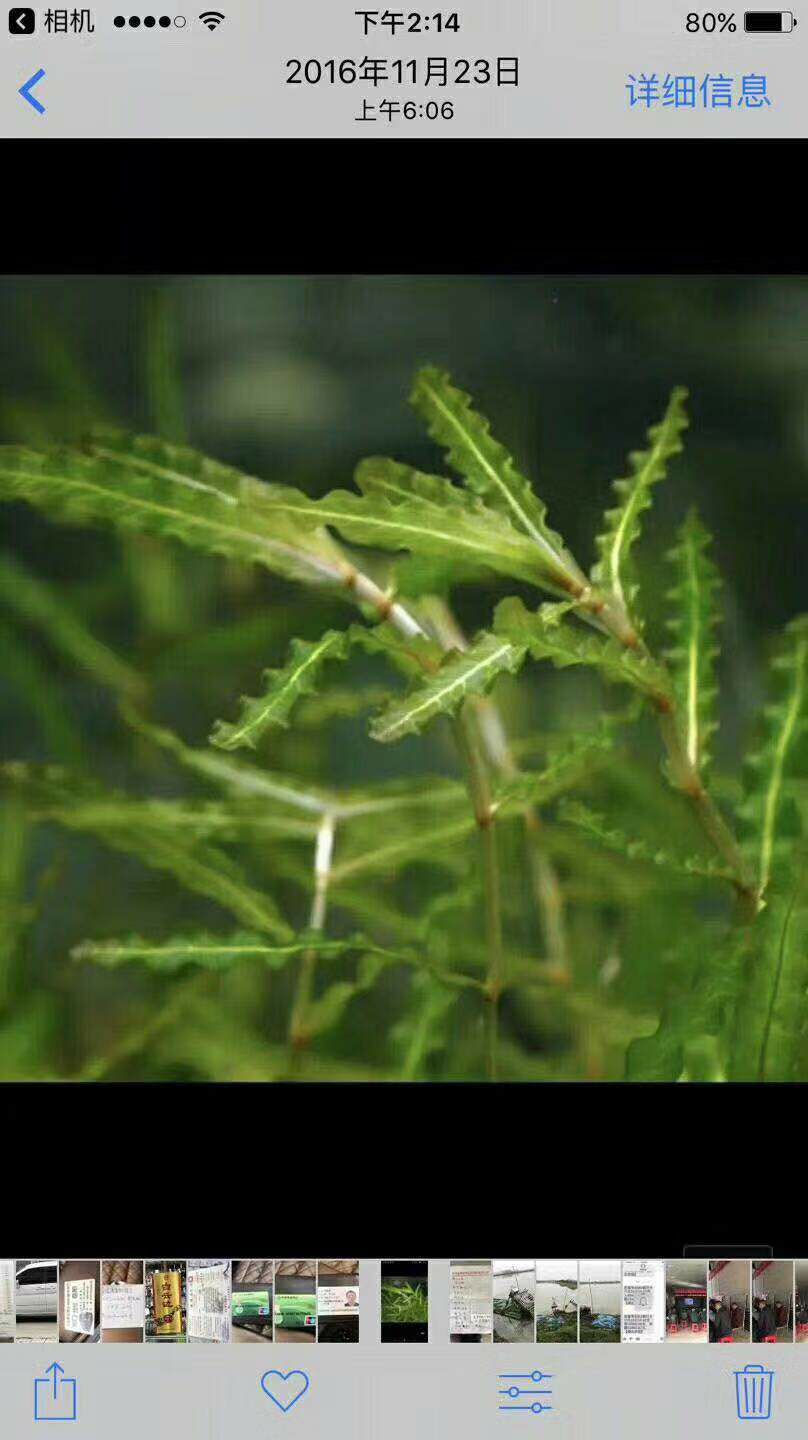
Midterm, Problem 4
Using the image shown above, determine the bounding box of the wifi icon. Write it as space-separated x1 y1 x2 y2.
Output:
199 9 224 28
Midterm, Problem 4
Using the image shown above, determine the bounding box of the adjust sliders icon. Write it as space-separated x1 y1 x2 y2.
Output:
498 1369 554 1416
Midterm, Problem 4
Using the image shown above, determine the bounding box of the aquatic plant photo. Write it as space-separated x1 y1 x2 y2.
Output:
0 275 805 1083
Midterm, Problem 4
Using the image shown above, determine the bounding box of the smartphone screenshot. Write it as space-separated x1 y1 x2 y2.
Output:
1 1 805 1436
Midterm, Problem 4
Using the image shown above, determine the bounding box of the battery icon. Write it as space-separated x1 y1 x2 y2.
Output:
744 10 797 28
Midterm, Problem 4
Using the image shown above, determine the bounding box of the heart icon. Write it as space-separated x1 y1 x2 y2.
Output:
260 1369 310 1414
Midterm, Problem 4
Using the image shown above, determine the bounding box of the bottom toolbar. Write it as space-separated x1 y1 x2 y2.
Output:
0 1341 801 1437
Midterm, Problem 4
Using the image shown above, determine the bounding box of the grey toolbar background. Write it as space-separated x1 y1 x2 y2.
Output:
0 1262 803 1436
1 0 806 137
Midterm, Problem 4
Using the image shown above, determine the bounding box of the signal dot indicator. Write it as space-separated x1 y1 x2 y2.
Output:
114 12 175 26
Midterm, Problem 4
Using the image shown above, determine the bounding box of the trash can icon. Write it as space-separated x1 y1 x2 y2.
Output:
734 1363 774 1421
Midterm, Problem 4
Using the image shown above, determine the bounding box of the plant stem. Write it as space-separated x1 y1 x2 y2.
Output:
317 571 510 1075
287 811 336 1068
339 564 426 639
419 595 569 974
655 706 757 916
0 793 29 1014
400 1002 437 1081
481 819 504 1080
476 696 569 975
451 709 504 1081
523 809 570 973
334 574 510 1074
73 973 211 1081
585 593 758 916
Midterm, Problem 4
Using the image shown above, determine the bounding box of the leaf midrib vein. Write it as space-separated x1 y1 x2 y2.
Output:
422 378 564 569
225 634 342 745
376 642 517 740
608 402 678 606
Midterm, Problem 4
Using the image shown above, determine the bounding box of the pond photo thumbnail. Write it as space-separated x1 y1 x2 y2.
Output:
579 1261 621 1343
534 1261 578 1343
493 1260 535 1344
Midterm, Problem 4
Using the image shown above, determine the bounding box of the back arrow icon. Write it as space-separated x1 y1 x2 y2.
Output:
19 68 46 113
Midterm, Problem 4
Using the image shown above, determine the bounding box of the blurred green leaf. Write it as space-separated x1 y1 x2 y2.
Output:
738 614 808 893
0 551 142 699
1 762 292 939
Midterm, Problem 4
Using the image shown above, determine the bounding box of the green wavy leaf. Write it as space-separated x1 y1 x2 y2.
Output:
88 427 265 506
626 925 748 1081
664 509 722 774
72 930 407 972
356 454 482 513
211 629 351 751
494 730 619 815
738 614 808 892
591 387 689 619
369 631 526 744
355 457 496 594
0 438 345 587
256 484 550 588
728 858 808 1081
73 928 482 1014
559 800 733 884
493 596 673 704
409 366 587 595
208 610 445 753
